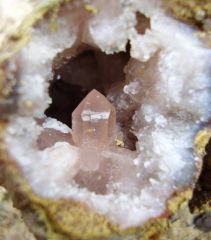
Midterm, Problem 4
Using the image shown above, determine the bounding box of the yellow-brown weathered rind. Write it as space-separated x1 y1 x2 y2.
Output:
190 129 211 216
0 140 207 240
0 158 168 240
0 0 61 64
0 0 63 115
0 120 193 239
0 185 36 240
161 201 211 240
1 154 209 240
163 0 211 46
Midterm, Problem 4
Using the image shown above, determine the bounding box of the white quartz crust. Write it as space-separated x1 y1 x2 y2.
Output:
42 117 71 134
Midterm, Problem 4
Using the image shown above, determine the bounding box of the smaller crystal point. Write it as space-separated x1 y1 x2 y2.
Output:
72 89 116 148
79 147 103 171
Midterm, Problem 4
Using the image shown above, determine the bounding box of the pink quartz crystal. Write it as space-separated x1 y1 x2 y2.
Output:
72 89 116 148
72 89 116 171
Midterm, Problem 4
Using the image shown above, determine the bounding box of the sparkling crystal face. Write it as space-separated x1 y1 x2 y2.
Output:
72 89 116 148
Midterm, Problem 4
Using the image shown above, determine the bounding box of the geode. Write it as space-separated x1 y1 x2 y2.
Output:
0 0 211 239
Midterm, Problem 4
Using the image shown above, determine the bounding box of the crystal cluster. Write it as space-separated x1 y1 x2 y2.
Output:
4 0 211 229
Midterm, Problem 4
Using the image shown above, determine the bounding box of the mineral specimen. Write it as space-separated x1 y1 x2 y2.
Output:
0 0 211 239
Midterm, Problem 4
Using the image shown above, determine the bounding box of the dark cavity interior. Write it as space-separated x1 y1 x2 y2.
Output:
45 43 138 152
135 11 151 35
45 44 130 127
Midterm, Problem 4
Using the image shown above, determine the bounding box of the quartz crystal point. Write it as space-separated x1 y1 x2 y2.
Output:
72 89 116 171
72 89 116 147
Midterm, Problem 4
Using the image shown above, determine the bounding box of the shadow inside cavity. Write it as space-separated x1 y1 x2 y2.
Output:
135 11 151 35
44 44 140 194
45 44 130 127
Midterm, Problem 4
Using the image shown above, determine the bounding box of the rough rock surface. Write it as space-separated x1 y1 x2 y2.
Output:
0 186 36 240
